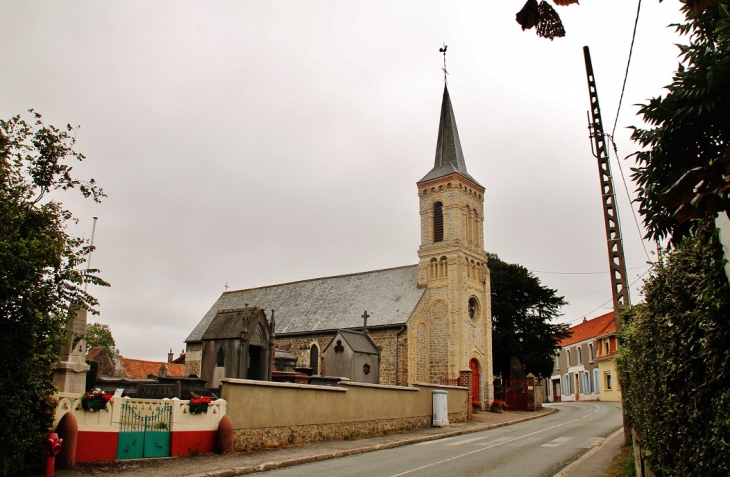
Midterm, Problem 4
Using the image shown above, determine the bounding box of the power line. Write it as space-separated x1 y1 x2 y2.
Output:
563 267 652 325
611 0 642 139
531 265 649 276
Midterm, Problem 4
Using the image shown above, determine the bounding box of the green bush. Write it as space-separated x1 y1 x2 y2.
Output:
617 220 730 476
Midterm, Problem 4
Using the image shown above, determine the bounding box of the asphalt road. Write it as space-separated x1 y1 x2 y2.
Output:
258 402 623 477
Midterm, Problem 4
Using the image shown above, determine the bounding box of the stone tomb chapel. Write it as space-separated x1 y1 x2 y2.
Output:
185 85 495 407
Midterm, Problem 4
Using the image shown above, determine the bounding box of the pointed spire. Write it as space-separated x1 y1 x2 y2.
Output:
419 85 480 186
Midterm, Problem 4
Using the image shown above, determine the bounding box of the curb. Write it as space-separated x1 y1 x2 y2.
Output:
184 408 557 477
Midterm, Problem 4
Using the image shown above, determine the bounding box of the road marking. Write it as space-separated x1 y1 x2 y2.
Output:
446 436 491 446
541 436 574 448
579 437 605 449
390 406 603 477
551 428 624 477
474 437 510 446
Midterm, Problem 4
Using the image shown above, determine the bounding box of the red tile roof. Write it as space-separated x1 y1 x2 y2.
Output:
560 311 616 347
86 346 105 361
119 357 185 379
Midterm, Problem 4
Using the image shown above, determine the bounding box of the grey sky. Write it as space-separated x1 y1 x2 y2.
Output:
2 1 684 360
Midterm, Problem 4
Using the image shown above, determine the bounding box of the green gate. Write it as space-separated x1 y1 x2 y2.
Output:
116 401 172 459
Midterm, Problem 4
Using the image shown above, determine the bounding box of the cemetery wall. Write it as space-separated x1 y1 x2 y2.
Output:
221 379 468 452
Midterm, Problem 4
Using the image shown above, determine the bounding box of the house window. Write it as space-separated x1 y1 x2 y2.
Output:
433 202 444 242
566 349 571 366
604 339 610 356
578 347 582 364
588 343 594 362
584 371 592 393
555 355 559 370
594 369 600 393
563 374 570 395
605 372 613 390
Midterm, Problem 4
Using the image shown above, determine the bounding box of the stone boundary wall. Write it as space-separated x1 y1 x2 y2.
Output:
221 378 468 452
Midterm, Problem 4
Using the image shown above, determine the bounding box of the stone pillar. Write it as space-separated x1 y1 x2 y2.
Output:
52 307 90 394
459 369 473 420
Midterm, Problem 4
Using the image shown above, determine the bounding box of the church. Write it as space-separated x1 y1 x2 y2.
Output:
184 85 494 408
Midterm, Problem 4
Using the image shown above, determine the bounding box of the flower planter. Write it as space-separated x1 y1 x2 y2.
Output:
490 405 505 413
82 399 107 411
189 403 209 414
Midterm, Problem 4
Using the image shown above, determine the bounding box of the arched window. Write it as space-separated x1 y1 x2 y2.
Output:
216 347 225 367
433 202 443 243
309 344 319 375
439 256 448 277
429 258 438 279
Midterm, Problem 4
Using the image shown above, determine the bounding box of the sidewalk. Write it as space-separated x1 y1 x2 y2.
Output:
555 427 626 477
54 407 616 477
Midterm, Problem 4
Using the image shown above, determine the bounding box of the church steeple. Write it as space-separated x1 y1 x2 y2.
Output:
419 85 480 186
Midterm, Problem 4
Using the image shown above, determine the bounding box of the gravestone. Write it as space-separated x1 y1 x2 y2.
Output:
52 307 91 393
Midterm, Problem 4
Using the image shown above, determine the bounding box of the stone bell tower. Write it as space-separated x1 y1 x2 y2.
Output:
414 85 493 406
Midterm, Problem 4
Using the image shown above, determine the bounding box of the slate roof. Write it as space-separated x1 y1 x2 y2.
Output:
323 329 380 355
560 311 616 347
186 265 425 342
419 85 481 187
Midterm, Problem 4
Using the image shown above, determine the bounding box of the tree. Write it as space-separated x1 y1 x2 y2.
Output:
631 0 730 244
515 0 719 40
489 253 570 379
0 111 107 475
617 220 730 476
86 322 119 364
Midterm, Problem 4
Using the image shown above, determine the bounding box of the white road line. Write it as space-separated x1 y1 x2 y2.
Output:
446 436 491 446
390 406 603 477
474 437 510 446
541 436 574 448
552 428 624 477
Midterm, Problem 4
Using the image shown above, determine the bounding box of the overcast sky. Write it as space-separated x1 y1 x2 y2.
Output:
2 1 686 361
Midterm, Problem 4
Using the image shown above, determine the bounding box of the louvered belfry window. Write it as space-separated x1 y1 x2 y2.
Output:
433 202 444 242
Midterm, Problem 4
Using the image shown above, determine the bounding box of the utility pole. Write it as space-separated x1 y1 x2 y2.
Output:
583 45 633 449
583 46 631 328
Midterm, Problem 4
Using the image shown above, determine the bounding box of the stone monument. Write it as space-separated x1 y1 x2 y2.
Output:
52 307 90 394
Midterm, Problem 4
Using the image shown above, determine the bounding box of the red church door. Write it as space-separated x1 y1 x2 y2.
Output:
469 359 480 406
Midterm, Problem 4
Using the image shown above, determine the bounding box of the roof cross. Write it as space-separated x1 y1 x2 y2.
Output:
439 43 449 84
362 310 370 332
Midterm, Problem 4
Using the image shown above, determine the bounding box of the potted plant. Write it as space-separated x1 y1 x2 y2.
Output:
81 388 113 411
188 396 212 414
490 399 508 413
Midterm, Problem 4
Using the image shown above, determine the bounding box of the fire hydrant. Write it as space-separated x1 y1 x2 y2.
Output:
45 431 63 477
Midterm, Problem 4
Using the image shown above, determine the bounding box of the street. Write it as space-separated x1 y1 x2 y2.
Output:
258 402 623 477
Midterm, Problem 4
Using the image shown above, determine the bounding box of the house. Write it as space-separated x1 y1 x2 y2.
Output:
185 85 495 408
547 311 621 402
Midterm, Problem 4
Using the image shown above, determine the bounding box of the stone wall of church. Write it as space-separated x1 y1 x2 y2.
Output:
429 300 449 380
274 328 407 386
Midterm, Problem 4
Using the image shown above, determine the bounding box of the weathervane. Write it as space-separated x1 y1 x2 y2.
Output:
439 43 448 84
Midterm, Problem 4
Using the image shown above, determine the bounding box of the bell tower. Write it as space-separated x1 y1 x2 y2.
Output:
413 85 493 407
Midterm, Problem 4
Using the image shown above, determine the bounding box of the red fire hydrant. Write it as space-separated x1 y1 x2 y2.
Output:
45 431 63 477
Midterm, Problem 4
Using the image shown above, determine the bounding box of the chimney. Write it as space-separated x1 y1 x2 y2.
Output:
168 349 174 363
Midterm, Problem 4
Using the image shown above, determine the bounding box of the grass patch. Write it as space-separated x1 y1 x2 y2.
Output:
603 446 635 477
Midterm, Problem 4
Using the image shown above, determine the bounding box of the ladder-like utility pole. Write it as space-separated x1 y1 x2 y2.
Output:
583 46 631 329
